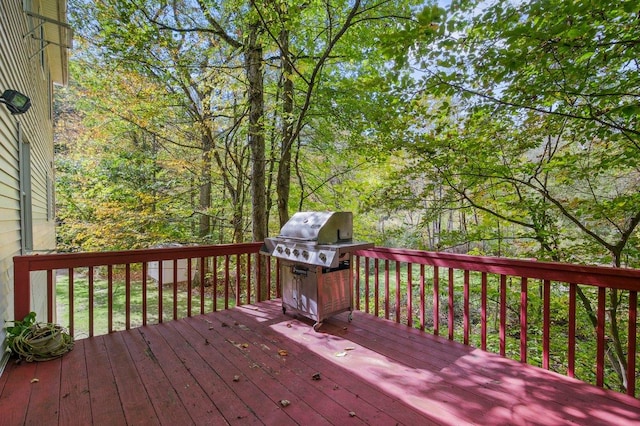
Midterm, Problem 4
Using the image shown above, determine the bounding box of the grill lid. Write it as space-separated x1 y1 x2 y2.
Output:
261 211 372 267
278 211 353 244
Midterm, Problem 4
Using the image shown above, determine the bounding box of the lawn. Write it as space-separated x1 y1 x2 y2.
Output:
55 265 237 339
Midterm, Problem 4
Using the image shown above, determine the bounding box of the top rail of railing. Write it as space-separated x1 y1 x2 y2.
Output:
14 243 263 270
354 246 640 290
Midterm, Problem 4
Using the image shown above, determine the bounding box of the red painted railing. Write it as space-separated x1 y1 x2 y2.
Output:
13 244 640 398
13 243 271 337
352 247 640 398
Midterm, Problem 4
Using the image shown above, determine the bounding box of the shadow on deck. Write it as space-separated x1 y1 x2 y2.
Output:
1 299 639 425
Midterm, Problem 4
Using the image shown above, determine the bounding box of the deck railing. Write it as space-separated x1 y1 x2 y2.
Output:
13 243 271 338
13 244 640 398
352 246 640 398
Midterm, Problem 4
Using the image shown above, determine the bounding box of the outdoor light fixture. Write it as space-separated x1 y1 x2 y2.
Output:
0 89 31 115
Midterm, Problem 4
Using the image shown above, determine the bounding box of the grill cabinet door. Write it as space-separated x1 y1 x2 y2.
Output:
281 263 319 321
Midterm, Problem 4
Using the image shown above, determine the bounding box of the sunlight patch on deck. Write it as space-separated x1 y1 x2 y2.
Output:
270 319 478 425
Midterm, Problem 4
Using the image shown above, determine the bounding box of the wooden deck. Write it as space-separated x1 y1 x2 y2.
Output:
1 300 639 426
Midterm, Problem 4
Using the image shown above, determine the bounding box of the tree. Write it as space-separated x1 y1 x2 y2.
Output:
70 0 256 242
54 74 195 250
61 0 433 300
375 0 640 392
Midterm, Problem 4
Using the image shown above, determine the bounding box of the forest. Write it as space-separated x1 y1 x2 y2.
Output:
52 0 640 393
56 0 640 267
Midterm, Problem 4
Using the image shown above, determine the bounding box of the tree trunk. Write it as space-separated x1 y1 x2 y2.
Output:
277 26 294 228
199 133 213 238
231 175 244 243
247 23 266 242
246 23 268 299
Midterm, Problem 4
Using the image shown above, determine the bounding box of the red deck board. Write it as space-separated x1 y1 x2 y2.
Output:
1 299 639 426
318 314 548 412
158 322 262 425
24 358 61 425
159 320 263 424
82 336 126 425
228 304 440 425
133 324 230 424
92 333 149 424
58 342 92 426
370 314 635 417
0 361 36 425
185 314 332 425
324 307 640 425
324 309 638 425
205 307 397 425
169 317 298 425
265 306 482 425
119 328 195 424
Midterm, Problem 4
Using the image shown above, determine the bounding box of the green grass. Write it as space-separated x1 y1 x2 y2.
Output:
55 268 236 339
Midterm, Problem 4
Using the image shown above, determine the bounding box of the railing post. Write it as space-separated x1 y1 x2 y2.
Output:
596 287 606 387
448 268 454 341
568 283 576 378
499 274 507 357
520 277 528 363
433 265 439 336
13 256 31 321
481 272 487 351
627 291 637 397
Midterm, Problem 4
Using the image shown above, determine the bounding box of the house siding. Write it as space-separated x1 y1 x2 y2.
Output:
0 0 63 372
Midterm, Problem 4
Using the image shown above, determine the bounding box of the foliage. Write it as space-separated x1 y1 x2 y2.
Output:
5 312 74 362
55 81 197 251
59 0 434 249
357 0 640 394
53 0 640 395
357 0 640 265
5 311 37 350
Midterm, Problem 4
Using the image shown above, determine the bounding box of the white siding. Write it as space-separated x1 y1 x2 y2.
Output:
0 0 64 372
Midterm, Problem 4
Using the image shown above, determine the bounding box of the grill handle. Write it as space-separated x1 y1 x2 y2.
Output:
292 265 308 276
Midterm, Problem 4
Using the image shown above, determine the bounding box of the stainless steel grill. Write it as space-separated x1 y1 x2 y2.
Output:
261 211 373 331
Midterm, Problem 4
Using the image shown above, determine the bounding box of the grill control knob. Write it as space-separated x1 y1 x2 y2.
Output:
319 253 327 262
293 249 300 257
276 246 283 254
302 250 309 259
285 248 291 255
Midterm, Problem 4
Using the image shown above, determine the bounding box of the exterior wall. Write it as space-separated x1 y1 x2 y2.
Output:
0 1 62 372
